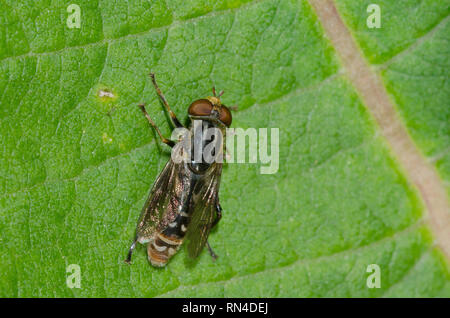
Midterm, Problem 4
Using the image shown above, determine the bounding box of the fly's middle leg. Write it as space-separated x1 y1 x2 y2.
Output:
211 202 222 228
139 104 175 147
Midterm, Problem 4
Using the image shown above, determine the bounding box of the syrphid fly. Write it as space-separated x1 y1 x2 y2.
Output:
125 73 233 267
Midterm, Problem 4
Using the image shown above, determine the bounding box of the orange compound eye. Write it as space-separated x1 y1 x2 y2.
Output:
188 99 213 116
219 106 232 127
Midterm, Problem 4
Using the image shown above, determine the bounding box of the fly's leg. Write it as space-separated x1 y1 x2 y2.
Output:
149 73 183 128
139 104 175 147
206 241 218 261
206 203 222 261
211 203 222 228
229 104 239 111
125 239 137 264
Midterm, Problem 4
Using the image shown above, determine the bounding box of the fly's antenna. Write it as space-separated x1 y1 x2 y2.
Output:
212 86 224 98
212 86 225 111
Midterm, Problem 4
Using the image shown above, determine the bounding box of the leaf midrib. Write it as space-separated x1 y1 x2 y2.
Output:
307 0 450 260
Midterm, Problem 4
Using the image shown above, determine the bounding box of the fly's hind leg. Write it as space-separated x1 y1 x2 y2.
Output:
206 202 223 261
125 238 137 264
206 241 218 261
149 73 183 128
139 104 175 147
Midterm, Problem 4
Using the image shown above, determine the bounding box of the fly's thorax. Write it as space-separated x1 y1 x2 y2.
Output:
187 119 225 174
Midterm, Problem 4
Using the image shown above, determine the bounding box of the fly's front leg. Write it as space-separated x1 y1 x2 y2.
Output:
149 73 183 128
139 104 175 147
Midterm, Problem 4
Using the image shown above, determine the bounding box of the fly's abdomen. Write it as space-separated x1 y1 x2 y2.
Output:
147 232 182 267
148 212 190 267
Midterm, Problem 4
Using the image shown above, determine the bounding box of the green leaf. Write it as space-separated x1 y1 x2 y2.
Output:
0 0 448 297
335 0 450 194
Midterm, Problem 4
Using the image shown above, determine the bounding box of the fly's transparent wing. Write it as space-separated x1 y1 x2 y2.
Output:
136 159 187 241
185 163 222 258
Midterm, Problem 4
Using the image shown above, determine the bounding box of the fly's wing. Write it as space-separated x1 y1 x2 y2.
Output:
136 158 188 242
185 163 222 258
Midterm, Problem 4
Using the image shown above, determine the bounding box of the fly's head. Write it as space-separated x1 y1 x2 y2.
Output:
188 87 232 128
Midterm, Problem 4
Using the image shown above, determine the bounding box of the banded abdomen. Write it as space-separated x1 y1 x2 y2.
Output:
147 211 190 267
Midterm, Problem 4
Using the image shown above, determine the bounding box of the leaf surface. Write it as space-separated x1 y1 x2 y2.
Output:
0 0 448 297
